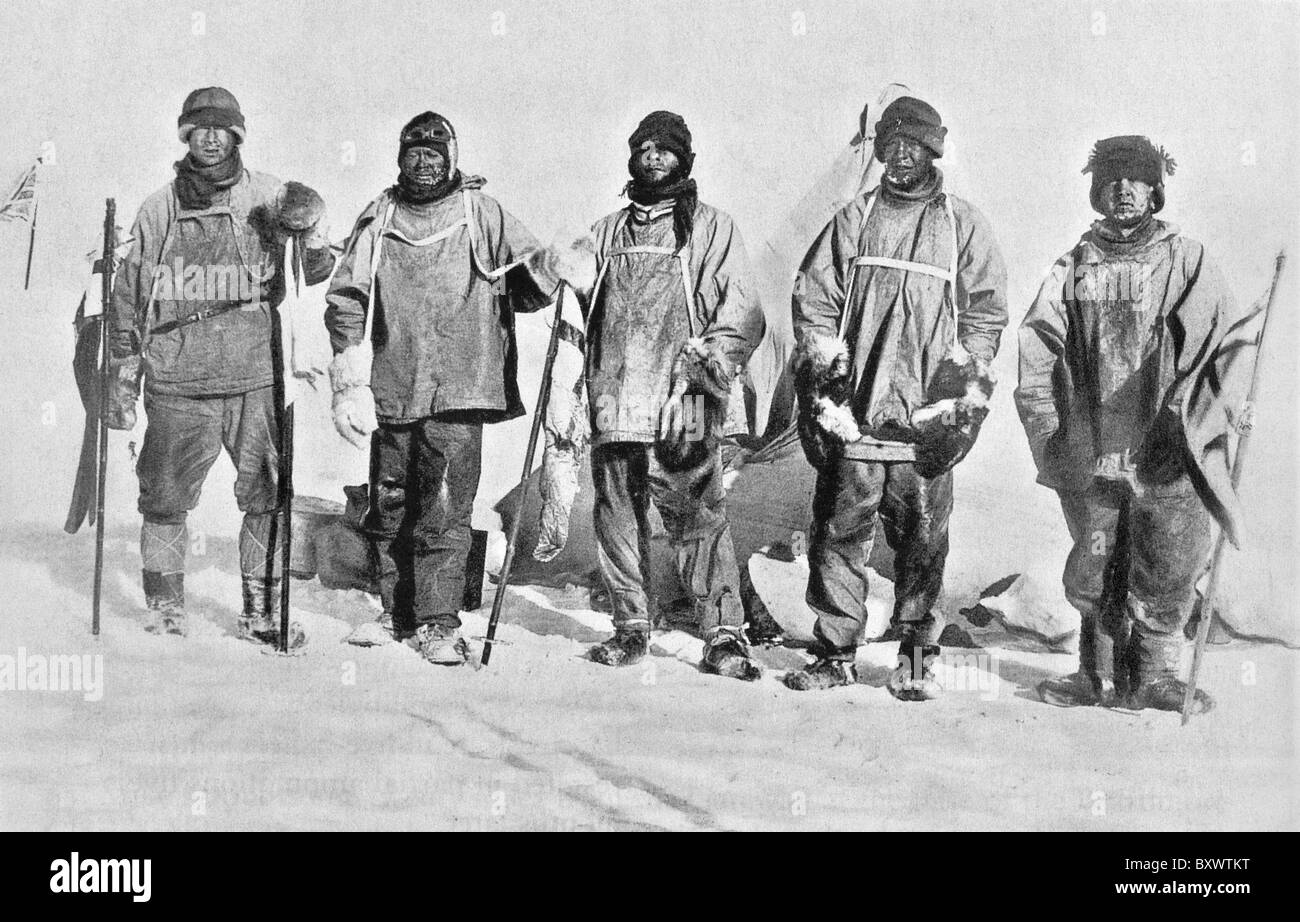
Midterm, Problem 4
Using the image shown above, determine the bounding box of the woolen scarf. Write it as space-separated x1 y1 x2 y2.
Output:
173 149 244 209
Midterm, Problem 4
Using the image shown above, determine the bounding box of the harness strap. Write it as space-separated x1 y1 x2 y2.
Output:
382 217 467 247
150 301 247 336
851 254 954 284
841 190 961 350
462 189 512 281
597 225 698 338
361 199 396 344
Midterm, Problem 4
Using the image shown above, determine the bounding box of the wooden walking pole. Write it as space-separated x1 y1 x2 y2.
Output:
1182 250 1286 724
480 283 569 667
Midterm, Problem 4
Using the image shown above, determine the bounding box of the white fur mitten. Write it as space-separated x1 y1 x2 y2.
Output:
329 341 377 449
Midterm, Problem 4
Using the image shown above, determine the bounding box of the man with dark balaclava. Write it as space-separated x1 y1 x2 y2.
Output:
104 87 334 645
324 112 556 666
1017 136 1236 714
784 96 1008 698
547 110 766 680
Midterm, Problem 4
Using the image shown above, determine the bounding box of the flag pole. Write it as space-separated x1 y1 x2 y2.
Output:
23 195 37 290
1182 250 1287 724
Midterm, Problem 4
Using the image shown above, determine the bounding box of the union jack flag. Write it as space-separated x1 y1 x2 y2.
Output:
0 162 39 223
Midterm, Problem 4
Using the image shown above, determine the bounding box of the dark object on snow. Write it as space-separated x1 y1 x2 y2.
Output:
888 643 942 701
783 658 858 691
294 490 486 613
1037 672 1126 709
937 623 978 649
588 629 649 667
700 631 762 681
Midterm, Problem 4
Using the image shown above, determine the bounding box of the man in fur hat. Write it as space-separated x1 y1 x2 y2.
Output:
784 95 1008 698
324 112 556 666
1016 135 1235 713
545 110 766 680
104 87 334 645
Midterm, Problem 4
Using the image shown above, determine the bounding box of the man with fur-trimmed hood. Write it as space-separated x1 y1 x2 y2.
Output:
105 87 334 646
546 110 766 680
784 96 1008 698
1016 135 1235 714
324 112 556 666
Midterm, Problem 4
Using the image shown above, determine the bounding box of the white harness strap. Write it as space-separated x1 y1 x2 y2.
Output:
361 189 525 342
852 254 954 283
841 191 961 348
589 214 698 338
461 189 513 281
361 199 396 343
382 217 467 248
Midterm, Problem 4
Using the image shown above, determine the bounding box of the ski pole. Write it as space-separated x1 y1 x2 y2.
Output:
92 198 116 636
481 282 569 666
274 236 304 654
1183 250 1286 724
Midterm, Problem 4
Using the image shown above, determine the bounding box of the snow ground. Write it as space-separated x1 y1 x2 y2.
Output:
1 521 1295 831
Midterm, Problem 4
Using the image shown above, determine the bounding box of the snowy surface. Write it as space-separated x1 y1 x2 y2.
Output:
1 533 1295 830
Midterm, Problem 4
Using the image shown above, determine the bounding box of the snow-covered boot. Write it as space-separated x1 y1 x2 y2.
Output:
141 520 188 635
888 643 942 701
238 513 305 649
142 570 187 636
1038 622 1127 708
701 630 762 681
588 629 649 667
238 575 306 650
400 623 470 666
1130 630 1213 714
783 657 858 691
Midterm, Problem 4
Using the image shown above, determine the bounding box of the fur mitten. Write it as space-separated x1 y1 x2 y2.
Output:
655 337 733 471
274 181 329 250
912 344 996 477
329 342 377 449
793 332 860 467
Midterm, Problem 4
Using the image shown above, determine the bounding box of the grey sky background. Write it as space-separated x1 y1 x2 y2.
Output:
4 0 1297 294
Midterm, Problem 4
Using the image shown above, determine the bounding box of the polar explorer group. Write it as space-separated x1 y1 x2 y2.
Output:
104 86 1244 715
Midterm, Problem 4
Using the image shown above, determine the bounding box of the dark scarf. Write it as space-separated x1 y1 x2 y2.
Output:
623 174 697 251
172 149 244 210
880 166 942 203
391 170 490 208
397 167 461 205
1091 213 1160 254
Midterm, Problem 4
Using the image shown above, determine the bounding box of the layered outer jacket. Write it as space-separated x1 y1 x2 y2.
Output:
585 201 764 445
793 175 1008 456
324 183 551 423
109 169 334 396
1015 220 1247 544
